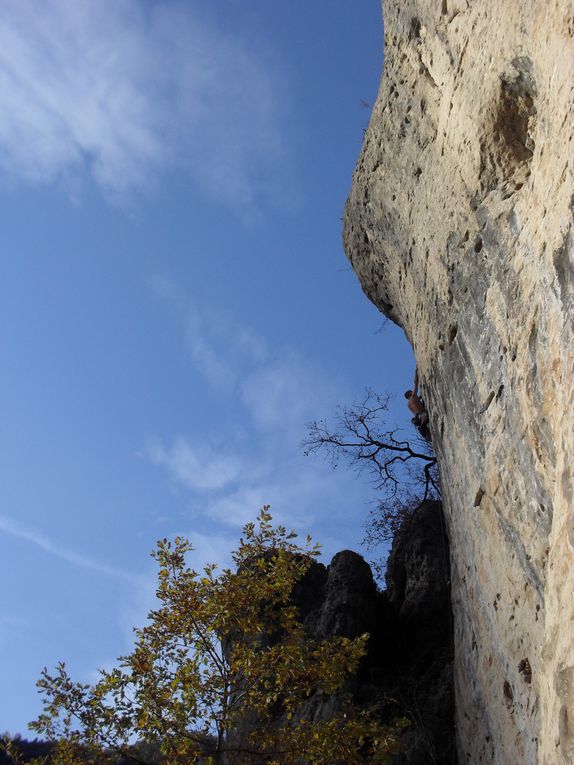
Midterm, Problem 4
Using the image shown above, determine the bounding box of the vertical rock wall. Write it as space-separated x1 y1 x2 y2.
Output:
343 2 573 762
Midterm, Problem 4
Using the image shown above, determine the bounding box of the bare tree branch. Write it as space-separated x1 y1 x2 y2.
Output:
302 388 441 548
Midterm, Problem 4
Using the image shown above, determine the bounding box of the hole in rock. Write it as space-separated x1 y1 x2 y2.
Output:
447 324 458 344
503 681 514 710
409 17 422 41
480 56 537 192
559 702 572 760
481 391 495 412
518 658 532 684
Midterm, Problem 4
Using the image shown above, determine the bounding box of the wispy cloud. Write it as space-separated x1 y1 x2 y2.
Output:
146 291 357 534
186 300 267 391
147 436 262 492
0 0 288 212
0 514 139 584
241 352 338 433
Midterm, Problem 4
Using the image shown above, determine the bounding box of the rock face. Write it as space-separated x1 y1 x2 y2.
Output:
343 2 574 763
382 501 455 764
257 501 455 764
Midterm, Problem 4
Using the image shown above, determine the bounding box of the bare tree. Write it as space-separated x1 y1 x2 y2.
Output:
302 389 440 546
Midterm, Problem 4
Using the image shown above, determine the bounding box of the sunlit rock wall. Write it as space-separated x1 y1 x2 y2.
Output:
343 2 573 762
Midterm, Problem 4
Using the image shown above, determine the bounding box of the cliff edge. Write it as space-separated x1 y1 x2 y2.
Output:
343 2 573 763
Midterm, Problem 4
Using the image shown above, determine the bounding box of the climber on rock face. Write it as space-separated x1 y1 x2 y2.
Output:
405 369 431 440
405 368 424 415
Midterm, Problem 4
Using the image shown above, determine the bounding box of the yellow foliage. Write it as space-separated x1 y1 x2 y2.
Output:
25 508 404 764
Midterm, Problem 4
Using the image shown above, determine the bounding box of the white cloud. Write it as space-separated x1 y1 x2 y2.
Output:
241 352 338 433
178 297 338 431
0 514 140 584
146 293 363 547
0 0 288 212
186 306 237 392
150 283 271 392
201 455 360 533
185 301 267 390
147 436 258 492
182 529 236 573
204 484 279 528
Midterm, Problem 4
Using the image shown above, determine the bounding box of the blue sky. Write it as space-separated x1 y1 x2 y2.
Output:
0 0 414 735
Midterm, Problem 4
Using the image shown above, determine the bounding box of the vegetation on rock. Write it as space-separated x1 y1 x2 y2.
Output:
11 509 405 765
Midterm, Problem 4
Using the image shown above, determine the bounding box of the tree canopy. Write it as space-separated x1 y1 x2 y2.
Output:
18 509 404 765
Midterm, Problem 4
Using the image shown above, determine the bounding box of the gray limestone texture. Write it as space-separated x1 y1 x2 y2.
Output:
343 2 574 762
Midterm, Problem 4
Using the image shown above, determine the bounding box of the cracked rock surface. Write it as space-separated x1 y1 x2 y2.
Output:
343 2 574 763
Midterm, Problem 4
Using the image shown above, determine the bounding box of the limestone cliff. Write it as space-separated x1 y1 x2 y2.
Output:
343 2 573 763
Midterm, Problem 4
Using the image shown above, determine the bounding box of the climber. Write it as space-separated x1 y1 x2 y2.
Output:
405 369 431 440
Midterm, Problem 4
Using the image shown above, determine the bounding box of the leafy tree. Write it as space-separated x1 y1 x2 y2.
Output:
22 509 404 765
303 389 440 547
